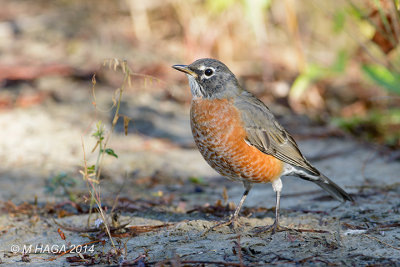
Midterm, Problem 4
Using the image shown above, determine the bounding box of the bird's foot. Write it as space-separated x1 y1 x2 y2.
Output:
202 215 242 236
252 220 287 235
252 221 329 235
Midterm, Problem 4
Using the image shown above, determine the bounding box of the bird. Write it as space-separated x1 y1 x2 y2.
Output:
172 58 353 233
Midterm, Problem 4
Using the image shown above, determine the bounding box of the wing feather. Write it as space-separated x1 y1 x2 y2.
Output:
234 91 320 176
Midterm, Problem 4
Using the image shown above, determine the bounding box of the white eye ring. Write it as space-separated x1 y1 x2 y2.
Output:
204 68 214 76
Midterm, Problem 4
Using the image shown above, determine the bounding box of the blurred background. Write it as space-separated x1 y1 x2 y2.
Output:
1 2 400 264
0 0 399 201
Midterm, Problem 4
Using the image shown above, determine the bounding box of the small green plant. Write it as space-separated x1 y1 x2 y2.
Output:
80 59 134 248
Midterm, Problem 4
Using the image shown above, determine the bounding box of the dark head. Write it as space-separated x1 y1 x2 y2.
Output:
172 58 242 99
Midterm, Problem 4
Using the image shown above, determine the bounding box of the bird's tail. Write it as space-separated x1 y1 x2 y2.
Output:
294 167 353 202
312 174 353 202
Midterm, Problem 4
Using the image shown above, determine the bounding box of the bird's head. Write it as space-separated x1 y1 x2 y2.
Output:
173 58 241 99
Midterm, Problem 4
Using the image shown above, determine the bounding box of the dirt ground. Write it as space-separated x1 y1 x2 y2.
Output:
0 86 399 266
0 1 400 266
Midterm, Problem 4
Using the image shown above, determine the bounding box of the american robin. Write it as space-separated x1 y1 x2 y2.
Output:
172 58 353 233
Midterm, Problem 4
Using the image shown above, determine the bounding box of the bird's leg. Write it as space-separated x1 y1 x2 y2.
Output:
253 178 330 235
254 178 287 234
202 182 252 235
230 182 252 224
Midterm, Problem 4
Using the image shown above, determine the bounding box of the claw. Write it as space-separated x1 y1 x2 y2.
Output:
252 220 287 235
252 222 329 235
202 215 242 236
202 183 252 236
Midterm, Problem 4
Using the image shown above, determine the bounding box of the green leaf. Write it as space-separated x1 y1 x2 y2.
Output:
362 64 400 94
333 10 346 33
331 50 348 73
103 148 118 158
92 132 104 140
87 165 96 174
290 51 347 99
347 3 363 20
188 176 206 185
206 0 236 13
290 64 325 99
92 121 105 139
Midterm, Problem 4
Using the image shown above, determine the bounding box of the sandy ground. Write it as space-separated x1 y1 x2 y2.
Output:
0 86 399 266
0 0 399 266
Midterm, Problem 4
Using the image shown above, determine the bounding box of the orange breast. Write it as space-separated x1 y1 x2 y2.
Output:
190 98 283 184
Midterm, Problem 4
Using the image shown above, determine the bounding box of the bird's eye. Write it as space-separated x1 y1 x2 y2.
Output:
204 68 213 76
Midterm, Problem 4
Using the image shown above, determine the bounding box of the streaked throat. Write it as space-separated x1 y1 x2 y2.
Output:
187 75 206 98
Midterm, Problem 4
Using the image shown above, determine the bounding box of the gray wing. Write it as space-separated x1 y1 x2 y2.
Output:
234 91 320 176
235 92 353 202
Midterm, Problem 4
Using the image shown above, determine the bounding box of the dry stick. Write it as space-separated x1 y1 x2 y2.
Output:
363 233 400 251
345 223 400 251
234 235 245 267
86 60 132 247
89 182 115 247
85 60 166 249
55 219 175 238
125 254 146 265
95 60 130 181
87 74 100 225
88 68 126 232
81 136 115 247
82 134 97 227
81 60 165 251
